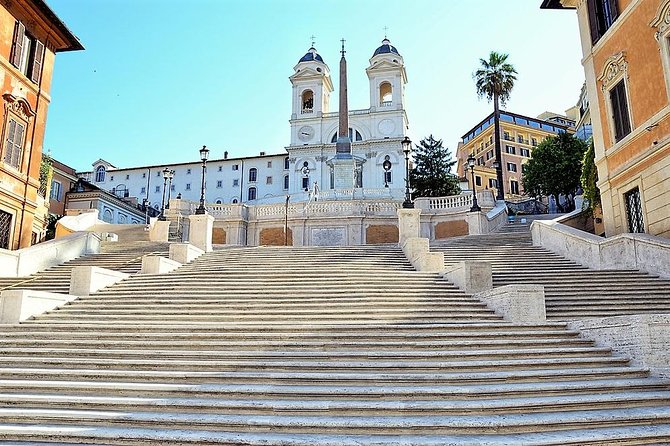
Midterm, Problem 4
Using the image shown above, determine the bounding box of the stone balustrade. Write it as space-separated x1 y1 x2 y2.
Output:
415 190 496 212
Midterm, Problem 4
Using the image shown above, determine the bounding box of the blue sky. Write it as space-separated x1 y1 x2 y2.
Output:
45 0 583 172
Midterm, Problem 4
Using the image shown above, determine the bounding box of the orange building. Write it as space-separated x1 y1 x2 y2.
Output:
0 0 82 249
542 0 670 238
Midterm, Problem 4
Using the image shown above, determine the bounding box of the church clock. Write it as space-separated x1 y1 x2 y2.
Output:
298 125 315 142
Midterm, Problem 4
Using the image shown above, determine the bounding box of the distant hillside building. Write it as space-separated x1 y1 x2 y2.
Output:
0 0 82 249
456 111 574 198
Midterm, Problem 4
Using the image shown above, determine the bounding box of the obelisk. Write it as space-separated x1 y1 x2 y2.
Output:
335 39 351 157
330 39 358 190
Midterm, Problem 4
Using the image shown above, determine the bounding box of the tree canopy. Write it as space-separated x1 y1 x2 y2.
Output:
474 51 518 106
521 132 589 212
409 135 460 198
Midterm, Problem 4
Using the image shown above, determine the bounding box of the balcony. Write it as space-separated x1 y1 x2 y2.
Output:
380 101 392 107
301 108 313 114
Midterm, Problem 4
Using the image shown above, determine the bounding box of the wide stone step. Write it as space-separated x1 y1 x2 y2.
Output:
0 406 668 435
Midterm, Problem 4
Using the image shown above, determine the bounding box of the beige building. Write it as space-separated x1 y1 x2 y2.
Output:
542 0 670 238
456 111 574 199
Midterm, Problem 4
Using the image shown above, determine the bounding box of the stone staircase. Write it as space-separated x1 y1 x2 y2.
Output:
0 245 669 443
0 241 169 294
432 228 670 320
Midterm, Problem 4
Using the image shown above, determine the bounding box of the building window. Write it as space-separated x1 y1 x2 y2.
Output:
215 199 222 204
1 116 26 170
477 156 484 165
142 172 146 178
587 0 619 45
248 187 257 201
266 176 272 185
232 198 238 204
510 180 520 195
384 170 392 185
284 157 290 170
610 79 631 142
624 187 645 233
520 148 530 157
156 171 161 177
185 183 191 190
506 162 517 172
95 166 106 182
267 161 272 168
475 176 482 187
110 175 114 181
232 164 239 171
331 128 363 143
216 180 222 188
505 145 516 155
283 174 289 190
531 138 538 147
249 168 257 182
218 166 223 172
155 186 160 193
302 176 309 191
488 178 497 188
10 21 45 83
50 180 63 201
141 186 146 194
233 179 239 187
170 184 175 191
503 131 512 141
186 169 191 175
486 150 493 160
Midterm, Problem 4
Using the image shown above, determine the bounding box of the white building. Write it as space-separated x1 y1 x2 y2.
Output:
78 38 409 211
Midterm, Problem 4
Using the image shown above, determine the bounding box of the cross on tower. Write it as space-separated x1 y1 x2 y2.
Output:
310 35 316 48
383 26 388 38
340 38 346 56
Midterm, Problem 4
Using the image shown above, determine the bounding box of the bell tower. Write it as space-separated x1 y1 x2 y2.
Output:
366 38 407 111
289 45 333 119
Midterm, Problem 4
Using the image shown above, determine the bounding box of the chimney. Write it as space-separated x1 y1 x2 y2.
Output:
224 151 228 159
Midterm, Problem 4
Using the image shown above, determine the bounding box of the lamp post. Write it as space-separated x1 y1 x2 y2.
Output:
165 169 175 209
382 155 392 188
401 136 413 209
195 145 210 215
467 154 481 212
159 167 170 221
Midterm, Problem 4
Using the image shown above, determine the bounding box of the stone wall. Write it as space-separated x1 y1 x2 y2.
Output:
260 227 293 246
366 225 398 244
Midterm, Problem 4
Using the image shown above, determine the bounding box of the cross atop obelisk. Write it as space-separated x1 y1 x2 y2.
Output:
336 38 351 155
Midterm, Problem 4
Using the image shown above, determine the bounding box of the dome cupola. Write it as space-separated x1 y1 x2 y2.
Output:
372 38 400 57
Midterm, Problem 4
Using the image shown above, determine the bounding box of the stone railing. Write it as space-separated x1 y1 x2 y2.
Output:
206 204 249 220
317 188 404 201
415 190 495 212
249 200 401 221
0 232 101 277
531 219 670 279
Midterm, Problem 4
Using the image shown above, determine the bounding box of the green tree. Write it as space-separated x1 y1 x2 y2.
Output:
522 132 588 212
580 139 601 215
474 51 517 200
409 135 460 198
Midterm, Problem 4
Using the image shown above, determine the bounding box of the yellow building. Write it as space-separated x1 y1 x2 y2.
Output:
542 0 670 238
456 111 574 199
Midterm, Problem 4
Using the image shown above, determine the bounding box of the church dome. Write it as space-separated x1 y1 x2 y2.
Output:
372 38 400 57
299 47 324 63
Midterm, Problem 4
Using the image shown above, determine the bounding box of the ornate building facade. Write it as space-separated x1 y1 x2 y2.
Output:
542 0 670 238
0 0 82 249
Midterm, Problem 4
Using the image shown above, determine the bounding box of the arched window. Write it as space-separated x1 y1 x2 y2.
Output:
380 82 393 106
283 174 289 190
232 198 239 204
95 166 106 182
215 199 222 204
330 128 363 143
284 157 290 170
248 187 257 201
301 90 314 113
249 168 257 182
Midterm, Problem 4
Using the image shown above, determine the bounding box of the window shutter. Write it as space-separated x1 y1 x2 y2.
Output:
3 120 16 165
10 21 25 68
30 40 45 84
12 121 25 168
608 0 619 21
586 0 600 45
618 83 631 137
610 85 623 141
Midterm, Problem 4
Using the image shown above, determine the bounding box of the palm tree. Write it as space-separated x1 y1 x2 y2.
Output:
474 51 517 201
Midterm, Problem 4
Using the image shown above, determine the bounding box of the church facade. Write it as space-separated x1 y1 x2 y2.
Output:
77 39 409 218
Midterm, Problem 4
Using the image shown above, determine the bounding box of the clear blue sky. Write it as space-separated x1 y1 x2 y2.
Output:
45 0 583 172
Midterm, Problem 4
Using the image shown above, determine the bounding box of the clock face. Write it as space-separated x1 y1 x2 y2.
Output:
298 125 315 142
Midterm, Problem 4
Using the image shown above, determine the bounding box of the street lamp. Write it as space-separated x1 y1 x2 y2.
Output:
467 154 481 212
382 155 392 188
401 136 413 209
195 145 210 215
165 169 175 209
491 160 501 199
159 167 171 221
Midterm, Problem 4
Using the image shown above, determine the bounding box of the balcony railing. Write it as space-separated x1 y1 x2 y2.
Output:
301 108 313 114
380 101 392 107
